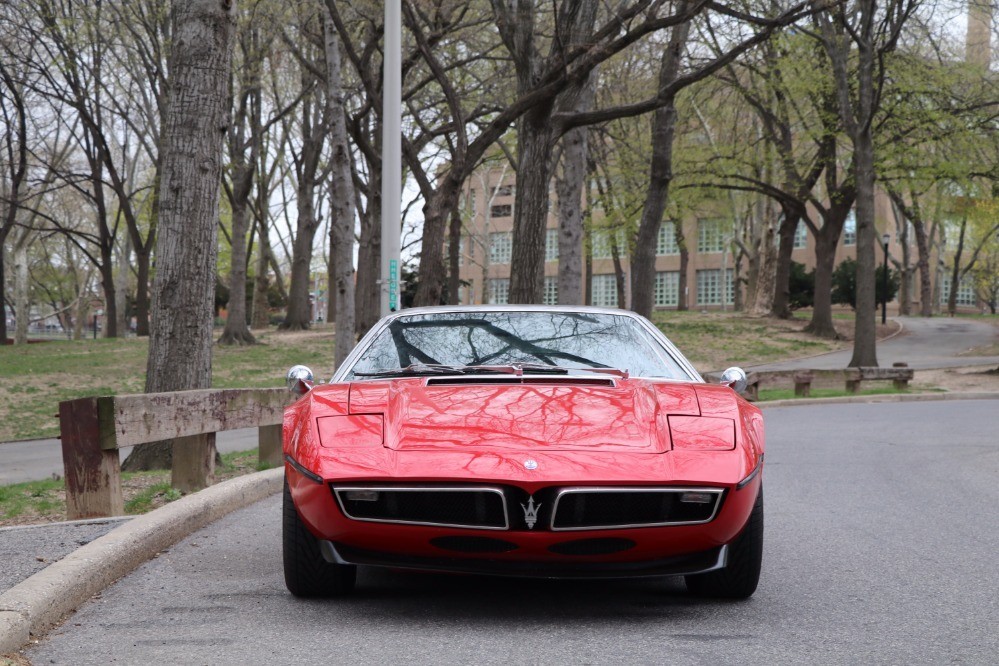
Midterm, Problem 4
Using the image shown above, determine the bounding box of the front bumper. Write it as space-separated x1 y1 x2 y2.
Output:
286 456 762 577
321 540 728 579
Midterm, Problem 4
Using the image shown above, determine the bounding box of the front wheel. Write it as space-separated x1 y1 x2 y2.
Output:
684 486 763 599
282 477 356 597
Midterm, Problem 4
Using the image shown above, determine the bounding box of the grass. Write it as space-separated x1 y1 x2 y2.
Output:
0 448 266 526
0 327 335 442
652 310 843 371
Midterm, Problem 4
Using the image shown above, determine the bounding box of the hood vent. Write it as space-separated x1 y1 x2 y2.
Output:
425 375 616 387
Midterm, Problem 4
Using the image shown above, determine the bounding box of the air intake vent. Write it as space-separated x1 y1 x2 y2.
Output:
426 376 615 387
333 486 509 530
550 487 723 531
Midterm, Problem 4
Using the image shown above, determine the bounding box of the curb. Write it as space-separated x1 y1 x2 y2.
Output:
0 467 282 654
757 390 999 408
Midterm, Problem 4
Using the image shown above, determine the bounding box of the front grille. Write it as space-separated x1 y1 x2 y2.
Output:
550 487 723 531
333 486 509 530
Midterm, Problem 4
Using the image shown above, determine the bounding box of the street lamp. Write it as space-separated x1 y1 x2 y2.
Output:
881 233 890 325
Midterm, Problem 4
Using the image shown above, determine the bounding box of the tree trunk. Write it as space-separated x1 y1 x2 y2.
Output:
218 191 255 345
508 108 556 304
447 206 462 304
322 8 357 369
415 174 463 307
13 238 29 345
129 0 235 473
848 125 878 367
806 232 839 339
947 218 967 317
115 233 131 335
770 211 800 318
555 73 595 307
676 226 689 311
747 210 779 317
0 242 7 344
555 126 586 305
630 17 690 319
355 179 381 335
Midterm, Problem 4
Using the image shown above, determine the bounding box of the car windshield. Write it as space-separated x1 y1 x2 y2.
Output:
344 311 692 380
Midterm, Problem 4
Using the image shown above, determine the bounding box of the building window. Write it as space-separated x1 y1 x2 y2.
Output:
696 269 734 306
697 219 725 253
793 222 808 249
657 222 679 256
940 274 976 306
490 204 512 218
591 228 626 260
843 211 856 246
493 184 514 197
545 228 559 261
654 271 680 307
591 274 618 307
543 276 558 305
489 231 512 264
488 278 510 304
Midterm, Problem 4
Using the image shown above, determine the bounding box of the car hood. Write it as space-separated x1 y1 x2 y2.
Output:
345 377 702 454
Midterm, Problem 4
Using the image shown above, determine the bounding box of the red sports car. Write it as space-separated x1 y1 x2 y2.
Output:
282 306 763 598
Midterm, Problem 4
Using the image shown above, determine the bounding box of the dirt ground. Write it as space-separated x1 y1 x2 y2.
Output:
911 364 999 393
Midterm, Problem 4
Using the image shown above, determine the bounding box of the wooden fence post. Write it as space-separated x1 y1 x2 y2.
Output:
258 424 283 468
172 433 217 493
58 397 124 519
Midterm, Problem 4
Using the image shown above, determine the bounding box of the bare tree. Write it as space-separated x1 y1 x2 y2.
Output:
814 0 916 367
132 0 235 474
0 58 28 344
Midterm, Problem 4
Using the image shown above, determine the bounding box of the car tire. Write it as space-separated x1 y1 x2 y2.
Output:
684 485 763 599
283 477 357 597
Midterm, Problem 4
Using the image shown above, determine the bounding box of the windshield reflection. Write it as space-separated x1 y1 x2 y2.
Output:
346 311 689 380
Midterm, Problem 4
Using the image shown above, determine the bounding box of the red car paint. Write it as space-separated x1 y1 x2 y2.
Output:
284 375 763 567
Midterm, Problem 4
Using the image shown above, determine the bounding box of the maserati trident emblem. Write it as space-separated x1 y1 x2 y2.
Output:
521 496 541 529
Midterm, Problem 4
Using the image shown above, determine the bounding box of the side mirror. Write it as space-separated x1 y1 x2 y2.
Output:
286 365 314 396
719 367 748 395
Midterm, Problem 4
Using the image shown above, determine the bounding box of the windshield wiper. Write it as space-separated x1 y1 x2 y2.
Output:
459 363 569 376
354 363 469 377
356 363 629 380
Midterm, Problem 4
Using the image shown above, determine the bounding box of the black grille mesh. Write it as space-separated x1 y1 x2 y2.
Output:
552 490 718 529
336 488 507 529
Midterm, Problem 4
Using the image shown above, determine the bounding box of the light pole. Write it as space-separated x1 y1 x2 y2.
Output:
881 233 890 325
380 1 402 316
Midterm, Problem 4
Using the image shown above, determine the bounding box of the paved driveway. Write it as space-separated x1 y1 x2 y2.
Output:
749 316 999 371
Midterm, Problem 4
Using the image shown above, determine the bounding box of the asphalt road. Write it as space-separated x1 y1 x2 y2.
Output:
25 400 998 665
748 316 999 371
0 428 260 485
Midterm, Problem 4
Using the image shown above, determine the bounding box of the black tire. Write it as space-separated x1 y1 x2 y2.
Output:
684 485 763 599
282 477 356 597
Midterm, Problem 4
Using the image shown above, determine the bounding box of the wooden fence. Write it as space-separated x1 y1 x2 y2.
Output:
58 388 292 520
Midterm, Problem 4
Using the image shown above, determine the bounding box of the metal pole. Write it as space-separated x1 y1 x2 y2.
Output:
881 238 889 325
380 0 402 316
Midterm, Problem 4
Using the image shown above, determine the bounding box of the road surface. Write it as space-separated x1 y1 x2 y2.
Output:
749 315 999 371
26 400 999 664
0 429 260 485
